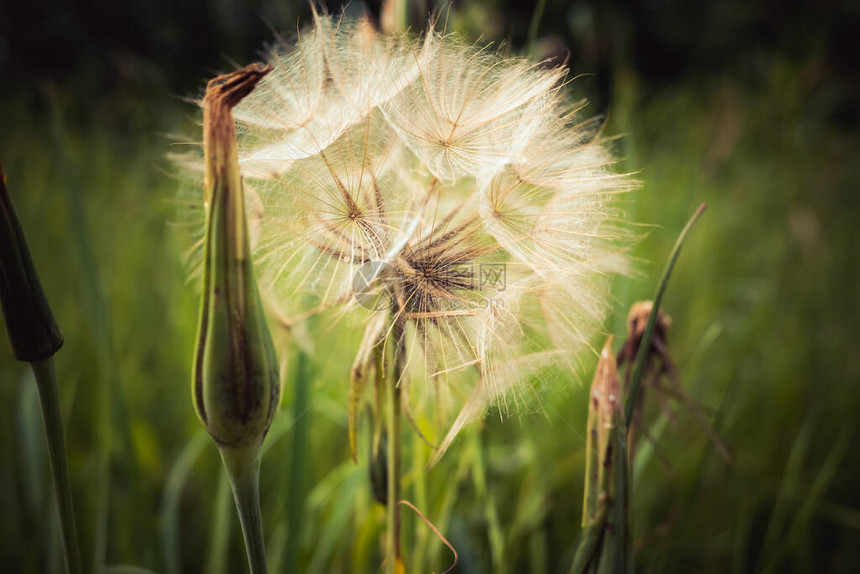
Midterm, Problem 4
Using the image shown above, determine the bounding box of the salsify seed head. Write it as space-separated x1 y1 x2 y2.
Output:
182 10 637 462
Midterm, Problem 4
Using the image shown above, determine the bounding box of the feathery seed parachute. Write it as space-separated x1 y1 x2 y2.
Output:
186 12 636 463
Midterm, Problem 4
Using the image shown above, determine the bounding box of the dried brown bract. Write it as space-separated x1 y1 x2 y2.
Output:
617 300 731 461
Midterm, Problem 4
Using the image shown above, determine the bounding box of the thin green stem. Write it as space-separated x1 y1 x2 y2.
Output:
382 0 408 33
205 470 233 574
284 349 309 573
220 446 267 574
30 357 81 574
623 203 707 428
410 428 428 573
526 0 547 58
386 321 405 574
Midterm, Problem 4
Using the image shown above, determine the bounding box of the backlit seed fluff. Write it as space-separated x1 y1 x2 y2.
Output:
224 12 636 461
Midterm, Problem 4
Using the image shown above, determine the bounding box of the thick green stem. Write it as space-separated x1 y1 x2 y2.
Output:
220 446 267 574
385 322 405 574
30 357 81 574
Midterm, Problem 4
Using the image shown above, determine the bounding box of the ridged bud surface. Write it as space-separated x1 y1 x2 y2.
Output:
192 65 280 448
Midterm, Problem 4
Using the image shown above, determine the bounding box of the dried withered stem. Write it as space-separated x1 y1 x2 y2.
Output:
617 301 672 382
617 301 674 448
618 300 731 462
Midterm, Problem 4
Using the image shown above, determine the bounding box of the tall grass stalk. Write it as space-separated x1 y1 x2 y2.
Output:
47 95 123 572
409 430 429 573
284 348 310 573
526 0 548 57
573 203 707 573
160 431 209 574
623 203 707 428
385 319 405 574
1 164 81 574
30 358 81 574
206 468 233 574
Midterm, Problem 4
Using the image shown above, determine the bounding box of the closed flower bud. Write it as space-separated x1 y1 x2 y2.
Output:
574 336 631 573
582 336 624 528
192 64 280 448
0 164 64 362
616 300 672 377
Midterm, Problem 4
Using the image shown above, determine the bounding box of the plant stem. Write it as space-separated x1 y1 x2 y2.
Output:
220 446 267 574
386 321 405 574
30 357 81 574
526 0 547 58
380 0 408 34
284 348 309 574
623 203 707 428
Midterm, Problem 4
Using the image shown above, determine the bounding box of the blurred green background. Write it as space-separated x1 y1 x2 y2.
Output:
1 0 858 572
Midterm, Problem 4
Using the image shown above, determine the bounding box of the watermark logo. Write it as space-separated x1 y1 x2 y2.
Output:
480 263 506 291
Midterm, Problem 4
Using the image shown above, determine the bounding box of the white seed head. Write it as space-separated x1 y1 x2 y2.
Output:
186 12 636 463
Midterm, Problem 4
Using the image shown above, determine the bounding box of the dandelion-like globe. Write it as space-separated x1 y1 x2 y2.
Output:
219 12 635 462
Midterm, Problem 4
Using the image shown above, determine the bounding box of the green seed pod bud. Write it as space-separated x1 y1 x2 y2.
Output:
192 64 280 448
581 336 623 528
575 336 631 574
0 164 64 362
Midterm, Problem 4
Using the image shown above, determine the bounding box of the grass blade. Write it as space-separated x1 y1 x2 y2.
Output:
623 203 707 428
159 431 209 574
